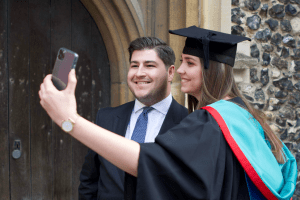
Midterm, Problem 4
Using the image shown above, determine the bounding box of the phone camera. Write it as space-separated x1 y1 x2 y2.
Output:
58 49 65 60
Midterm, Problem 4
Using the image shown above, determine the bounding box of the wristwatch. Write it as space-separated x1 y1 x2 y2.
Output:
61 116 77 132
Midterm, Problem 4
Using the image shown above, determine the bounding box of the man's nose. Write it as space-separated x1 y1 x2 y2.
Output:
136 65 146 76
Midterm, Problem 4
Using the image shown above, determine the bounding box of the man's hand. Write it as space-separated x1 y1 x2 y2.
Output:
39 69 78 127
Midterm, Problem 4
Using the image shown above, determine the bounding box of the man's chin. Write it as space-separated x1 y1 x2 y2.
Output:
134 94 157 105
130 86 168 105
135 95 152 103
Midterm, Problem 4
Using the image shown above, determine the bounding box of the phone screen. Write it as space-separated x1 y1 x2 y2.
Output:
52 48 78 90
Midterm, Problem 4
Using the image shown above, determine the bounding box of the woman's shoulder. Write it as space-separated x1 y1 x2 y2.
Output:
183 107 219 124
186 98 246 123
157 108 222 143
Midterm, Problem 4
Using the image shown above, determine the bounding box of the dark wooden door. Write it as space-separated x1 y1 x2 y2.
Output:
0 0 110 199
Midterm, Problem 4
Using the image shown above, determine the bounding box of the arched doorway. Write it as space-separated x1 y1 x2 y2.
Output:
0 0 110 199
81 0 146 106
1 0 190 198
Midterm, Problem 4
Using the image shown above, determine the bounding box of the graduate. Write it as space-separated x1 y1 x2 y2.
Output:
39 26 297 200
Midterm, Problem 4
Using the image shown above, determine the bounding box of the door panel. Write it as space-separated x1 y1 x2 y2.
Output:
29 0 53 198
1 0 111 199
8 0 31 199
0 0 9 198
71 0 97 197
51 0 73 199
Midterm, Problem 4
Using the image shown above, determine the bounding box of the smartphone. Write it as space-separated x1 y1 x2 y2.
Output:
52 48 79 90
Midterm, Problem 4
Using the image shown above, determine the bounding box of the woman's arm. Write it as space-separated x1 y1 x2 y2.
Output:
39 69 139 177
72 116 140 176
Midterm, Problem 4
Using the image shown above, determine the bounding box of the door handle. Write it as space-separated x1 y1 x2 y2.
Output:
12 140 22 159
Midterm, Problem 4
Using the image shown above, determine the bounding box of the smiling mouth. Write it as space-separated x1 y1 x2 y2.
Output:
135 81 150 84
181 79 189 83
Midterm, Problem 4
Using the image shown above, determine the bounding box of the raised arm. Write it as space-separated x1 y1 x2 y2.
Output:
39 69 140 177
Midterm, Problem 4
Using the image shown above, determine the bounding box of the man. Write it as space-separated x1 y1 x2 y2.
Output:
78 37 188 200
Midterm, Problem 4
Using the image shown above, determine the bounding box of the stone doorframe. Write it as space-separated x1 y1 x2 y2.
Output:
81 0 145 107
81 0 243 107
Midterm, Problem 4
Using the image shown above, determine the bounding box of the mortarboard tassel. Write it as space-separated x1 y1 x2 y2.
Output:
201 32 216 69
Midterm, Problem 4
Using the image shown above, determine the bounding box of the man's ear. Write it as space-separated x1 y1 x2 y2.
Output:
168 65 175 82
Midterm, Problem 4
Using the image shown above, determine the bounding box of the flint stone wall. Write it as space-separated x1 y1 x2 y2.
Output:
231 0 300 198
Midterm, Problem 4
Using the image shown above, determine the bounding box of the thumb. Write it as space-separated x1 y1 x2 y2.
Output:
66 69 77 94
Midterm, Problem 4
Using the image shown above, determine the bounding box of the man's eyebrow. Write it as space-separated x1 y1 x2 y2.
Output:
130 60 158 64
145 60 157 64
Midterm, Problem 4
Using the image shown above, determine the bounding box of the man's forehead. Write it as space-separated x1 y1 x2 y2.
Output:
130 49 161 63
130 60 157 64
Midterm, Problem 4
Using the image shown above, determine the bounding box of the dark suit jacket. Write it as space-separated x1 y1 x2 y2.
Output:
78 99 188 200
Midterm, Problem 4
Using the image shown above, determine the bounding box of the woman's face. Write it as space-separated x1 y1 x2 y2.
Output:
177 54 202 100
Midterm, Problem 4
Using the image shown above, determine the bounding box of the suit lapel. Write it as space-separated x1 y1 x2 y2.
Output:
112 101 134 188
113 102 134 137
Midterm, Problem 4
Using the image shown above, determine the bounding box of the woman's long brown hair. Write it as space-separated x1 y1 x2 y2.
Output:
188 59 285 163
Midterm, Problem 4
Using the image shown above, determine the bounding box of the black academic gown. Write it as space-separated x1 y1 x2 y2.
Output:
126 97 250 200
79 99 188 200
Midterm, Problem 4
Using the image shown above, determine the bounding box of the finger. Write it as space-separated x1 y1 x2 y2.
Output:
43 74 56 90
39 88 44 105
38 89 42 100
40 99 44 107
43 74 52 83
40 82 46 95
66 69 77 94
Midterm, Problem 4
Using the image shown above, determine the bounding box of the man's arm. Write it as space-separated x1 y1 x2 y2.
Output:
78 149 100 200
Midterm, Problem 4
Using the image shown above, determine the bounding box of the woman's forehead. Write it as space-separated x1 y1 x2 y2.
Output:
181 53 200 61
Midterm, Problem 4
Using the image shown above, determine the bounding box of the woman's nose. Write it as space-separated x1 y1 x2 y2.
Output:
177 64 184 74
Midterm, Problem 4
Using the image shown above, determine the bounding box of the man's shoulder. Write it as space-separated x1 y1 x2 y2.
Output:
170 98 188 113
95 101 135 126
166 98 189 122
96 101 135 116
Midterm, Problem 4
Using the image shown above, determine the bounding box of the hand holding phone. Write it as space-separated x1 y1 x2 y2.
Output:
52 48 78 90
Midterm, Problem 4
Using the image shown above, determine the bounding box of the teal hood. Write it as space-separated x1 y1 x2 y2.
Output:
203 100 297 200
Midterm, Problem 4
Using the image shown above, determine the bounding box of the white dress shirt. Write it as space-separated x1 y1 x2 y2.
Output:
125 93 173 143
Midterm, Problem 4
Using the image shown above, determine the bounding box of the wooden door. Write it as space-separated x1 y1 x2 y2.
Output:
0 0 111 199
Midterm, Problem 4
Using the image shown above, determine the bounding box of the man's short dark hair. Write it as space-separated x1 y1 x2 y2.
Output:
128 37 175 69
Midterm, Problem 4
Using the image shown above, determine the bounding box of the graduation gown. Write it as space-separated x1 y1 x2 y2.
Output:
126 97 297 200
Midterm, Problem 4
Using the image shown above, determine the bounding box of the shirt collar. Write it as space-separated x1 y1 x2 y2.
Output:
133 93 173 115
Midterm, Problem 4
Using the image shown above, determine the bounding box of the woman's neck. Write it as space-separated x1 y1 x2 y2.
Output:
223 96 232 100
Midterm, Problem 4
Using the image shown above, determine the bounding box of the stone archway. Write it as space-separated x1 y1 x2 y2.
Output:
81 0 146 106
81 0 210 107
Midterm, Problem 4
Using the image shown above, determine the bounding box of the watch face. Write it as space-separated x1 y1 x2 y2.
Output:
62 120 73 132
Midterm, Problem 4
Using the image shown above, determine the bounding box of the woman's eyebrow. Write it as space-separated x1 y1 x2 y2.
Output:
184 57 196 62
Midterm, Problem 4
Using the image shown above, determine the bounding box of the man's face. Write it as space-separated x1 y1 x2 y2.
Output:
127 49 174 106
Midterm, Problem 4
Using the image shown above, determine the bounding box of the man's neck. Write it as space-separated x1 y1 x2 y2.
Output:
136 93 172 107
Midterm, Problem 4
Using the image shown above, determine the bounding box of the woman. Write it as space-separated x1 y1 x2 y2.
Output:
39 26 297 199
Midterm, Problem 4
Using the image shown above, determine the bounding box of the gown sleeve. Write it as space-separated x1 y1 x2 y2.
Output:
131 109 250 200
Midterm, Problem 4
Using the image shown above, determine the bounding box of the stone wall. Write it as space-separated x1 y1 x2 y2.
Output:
231 0 300 198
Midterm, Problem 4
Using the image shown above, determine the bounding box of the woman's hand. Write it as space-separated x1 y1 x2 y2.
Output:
39 69 78 127
39 69 140 176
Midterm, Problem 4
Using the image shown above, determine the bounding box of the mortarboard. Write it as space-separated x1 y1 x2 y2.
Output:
169 26 251 69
